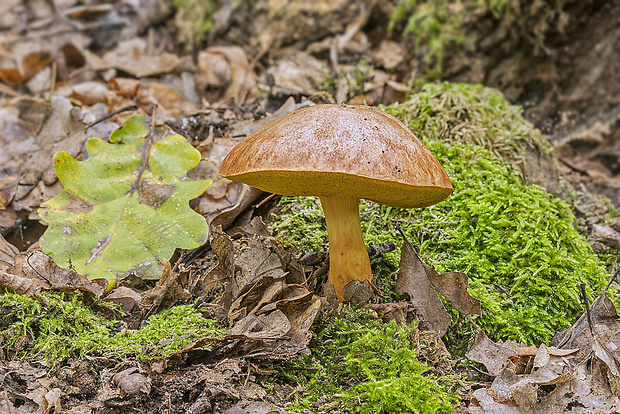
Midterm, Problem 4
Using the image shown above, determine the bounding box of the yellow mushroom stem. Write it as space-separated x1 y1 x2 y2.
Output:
319 195 372 301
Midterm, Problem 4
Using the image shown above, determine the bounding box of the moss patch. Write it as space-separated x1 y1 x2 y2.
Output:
278 306 459 413
385 82 553 177
270 83 611 345
0 291 224 362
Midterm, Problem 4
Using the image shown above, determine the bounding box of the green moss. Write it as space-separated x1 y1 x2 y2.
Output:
270 83 611 345
389 0 467 79
281 306 458 413
385 82 552 170
0 291 224 362
173 0 220 50
389 0 564 78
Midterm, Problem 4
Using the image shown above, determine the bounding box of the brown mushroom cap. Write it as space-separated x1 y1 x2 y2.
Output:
219 104 452 208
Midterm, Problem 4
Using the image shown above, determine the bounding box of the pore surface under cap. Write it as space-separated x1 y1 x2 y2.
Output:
219 104 452 208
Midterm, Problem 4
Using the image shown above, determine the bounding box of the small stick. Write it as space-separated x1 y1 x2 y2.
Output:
469 364 495 378
86 105 139 130
580 283 595 337
603 266 620 295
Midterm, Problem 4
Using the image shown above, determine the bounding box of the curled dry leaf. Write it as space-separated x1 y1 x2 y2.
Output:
197 46 257 106
466 331 526 377
265 52 330 97
395 238 451 336
112 367 151 398
0 237 105 296
93 38 182 78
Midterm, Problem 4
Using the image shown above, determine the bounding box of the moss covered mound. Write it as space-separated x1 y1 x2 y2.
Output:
271 83 610 344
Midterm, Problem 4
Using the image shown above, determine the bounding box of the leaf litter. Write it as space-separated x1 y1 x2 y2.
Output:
469 270 620 413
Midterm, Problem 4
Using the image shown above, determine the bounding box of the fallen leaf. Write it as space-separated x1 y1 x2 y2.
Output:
1 96 88 215
197 46 257 105
472 289 620 413
95 38 181 78
466 331 525 376
395 234 450 336
266 52 329 97
231 96 299 137
39 115 210 283
0 247 105 296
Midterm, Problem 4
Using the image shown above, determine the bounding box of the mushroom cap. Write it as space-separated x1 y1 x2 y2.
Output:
219 104 453 208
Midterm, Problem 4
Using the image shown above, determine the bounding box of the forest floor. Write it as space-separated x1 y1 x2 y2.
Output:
1 1 620 413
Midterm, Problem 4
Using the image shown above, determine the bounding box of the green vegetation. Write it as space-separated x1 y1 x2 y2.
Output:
270 82 611 345
0 291 223 362
389 0 561 79
389 0 467 79
386 82 551 163
280 307 459 413
173 0 220 50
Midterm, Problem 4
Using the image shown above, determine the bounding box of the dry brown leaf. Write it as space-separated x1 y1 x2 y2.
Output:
425 269 482 316
1 96 88 215
265 52 329 97
109 77 141 97
197 46 257 105
371 40 407 70
197 228 320 347
95 38 181 78
395 239 452 336
395 231 480 336
395 237 451 335
231 96 299 137
472 291 620 413
69 81 109 105
140 260 193 318
466 331 525 376
106 286 142 313
368 302 421 326
0 248 104 296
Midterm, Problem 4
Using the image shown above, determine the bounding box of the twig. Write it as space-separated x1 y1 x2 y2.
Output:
367 241 396 260
282 366 320 371
469 364 495 378
585 129 620 160
580 283 595 337
3 388 14 414
18 20 126 42
86 105 139 130
493 282 514 299
603 266 620 295
253 193 277 209
48 0 82 31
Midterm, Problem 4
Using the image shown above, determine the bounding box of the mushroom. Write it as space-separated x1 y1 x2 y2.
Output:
219 104 452 301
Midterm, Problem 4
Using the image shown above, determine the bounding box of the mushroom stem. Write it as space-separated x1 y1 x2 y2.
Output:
320 195 372 301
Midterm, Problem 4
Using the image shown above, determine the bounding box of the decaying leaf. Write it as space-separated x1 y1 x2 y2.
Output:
1 96 89 216
395 232 480 336
0 238 105 296
197 46 257 106
39 115 211 283
466 331 527 377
